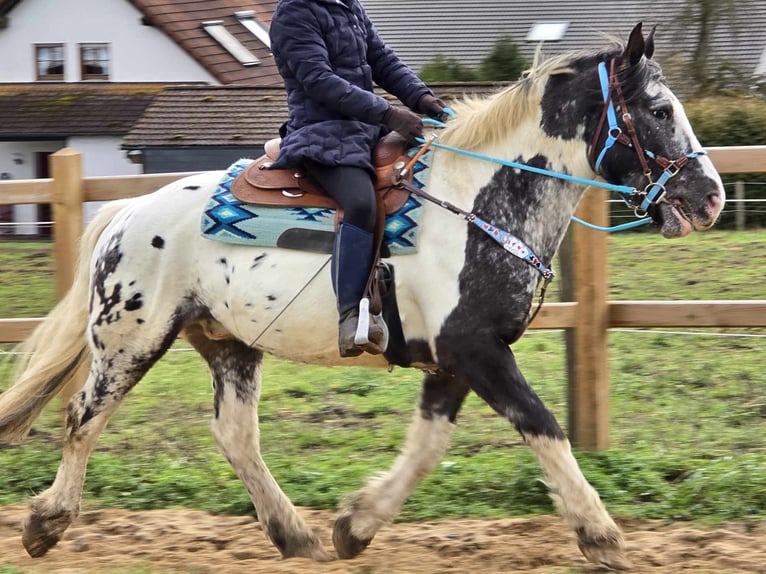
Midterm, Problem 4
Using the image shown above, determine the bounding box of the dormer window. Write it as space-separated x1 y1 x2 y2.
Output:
80 43 110 80
35 44 65 81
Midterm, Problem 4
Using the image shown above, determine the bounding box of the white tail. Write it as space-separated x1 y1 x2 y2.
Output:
0 199 130 444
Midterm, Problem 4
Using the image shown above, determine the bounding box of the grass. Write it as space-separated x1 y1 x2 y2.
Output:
0 232 764 526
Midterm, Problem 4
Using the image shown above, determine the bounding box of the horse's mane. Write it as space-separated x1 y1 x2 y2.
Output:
438 43 628 150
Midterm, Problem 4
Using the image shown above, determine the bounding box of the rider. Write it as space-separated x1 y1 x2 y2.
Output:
269 0 447 357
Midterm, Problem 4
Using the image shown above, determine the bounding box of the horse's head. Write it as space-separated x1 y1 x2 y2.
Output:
584 23 725 238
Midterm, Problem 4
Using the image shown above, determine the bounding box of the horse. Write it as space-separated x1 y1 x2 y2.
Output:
0 23 723 569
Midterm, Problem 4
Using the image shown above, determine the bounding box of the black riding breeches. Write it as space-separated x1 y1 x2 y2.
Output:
302 160 377 233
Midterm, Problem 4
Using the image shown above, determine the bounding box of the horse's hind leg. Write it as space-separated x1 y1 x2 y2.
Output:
333 370 469 559
22 321 179 557
184 325 330 561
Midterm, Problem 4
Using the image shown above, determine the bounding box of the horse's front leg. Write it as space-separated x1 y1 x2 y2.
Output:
437 333 630 571
333 370 470 558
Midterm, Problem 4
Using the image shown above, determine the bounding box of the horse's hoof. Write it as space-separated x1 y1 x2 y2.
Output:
578 539 631 571
22 508 74 558
282 543 333 562
333 514 373 559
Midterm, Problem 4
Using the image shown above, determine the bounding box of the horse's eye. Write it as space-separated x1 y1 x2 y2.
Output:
652 107 672 120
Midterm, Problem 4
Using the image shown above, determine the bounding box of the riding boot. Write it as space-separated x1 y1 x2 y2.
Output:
332 222 388 357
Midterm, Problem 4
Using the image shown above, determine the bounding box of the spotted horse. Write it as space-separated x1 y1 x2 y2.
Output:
0 24 724 570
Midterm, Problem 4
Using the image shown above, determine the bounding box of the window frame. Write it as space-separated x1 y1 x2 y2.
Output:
35 43 65 81
79 43 110 81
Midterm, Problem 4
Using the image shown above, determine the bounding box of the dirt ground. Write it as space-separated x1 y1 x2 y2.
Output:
1 505 764 574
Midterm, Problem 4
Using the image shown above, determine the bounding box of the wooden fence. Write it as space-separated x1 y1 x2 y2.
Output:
1 146 766 449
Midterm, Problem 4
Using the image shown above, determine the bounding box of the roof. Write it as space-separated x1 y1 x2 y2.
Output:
0 0 281 86
362 0 766 82
0 83 164 138
122 83 504 148
127 0 280 86
0 0 22 16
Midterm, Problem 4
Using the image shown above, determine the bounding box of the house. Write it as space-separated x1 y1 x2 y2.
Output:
121 82 503 173
360 0 766 90
122 1 766 173
2 0 764 233
0 0 277 234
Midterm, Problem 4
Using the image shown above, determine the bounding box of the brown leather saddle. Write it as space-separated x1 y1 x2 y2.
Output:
229 132 414 221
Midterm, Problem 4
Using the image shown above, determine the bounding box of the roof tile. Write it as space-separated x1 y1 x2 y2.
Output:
128 0 280 85
0 84 164 137
122 83 502 148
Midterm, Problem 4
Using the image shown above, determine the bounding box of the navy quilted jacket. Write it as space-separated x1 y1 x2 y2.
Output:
269 0 432 173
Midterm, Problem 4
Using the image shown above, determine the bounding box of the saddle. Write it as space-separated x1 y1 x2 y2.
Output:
229 132 413 219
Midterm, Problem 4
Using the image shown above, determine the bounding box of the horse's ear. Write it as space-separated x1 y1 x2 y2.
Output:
623 22 645 67
645 25 656 59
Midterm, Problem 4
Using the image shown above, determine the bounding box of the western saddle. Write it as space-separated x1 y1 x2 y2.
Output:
229 132 415 219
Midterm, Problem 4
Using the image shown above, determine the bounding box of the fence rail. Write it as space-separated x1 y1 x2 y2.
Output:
1 146 766 449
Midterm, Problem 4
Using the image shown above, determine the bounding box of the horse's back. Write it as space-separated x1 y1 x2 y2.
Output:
89 171 394 367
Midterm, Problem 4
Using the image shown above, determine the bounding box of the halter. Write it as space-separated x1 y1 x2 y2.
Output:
589 59 708 218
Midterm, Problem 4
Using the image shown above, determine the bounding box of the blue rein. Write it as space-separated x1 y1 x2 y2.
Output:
418 117 653 234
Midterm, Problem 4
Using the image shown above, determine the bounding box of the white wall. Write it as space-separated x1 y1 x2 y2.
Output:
69 135 142 221
0 0 217 83
0 138 131 234
0 140 63 235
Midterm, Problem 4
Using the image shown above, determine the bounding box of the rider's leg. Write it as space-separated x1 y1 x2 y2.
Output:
302 161 387 357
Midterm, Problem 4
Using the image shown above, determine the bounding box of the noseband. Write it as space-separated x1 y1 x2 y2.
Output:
589 59 707 218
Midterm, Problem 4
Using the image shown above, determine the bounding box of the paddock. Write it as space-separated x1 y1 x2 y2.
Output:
0 146 765 572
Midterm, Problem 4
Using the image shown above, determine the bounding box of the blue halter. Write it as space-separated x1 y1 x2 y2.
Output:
591 60 708 219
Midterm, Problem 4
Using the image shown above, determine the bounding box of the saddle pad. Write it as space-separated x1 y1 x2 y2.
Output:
201 153 431 255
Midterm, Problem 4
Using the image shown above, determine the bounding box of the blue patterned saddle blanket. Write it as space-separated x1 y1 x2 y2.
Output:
200 152 430 255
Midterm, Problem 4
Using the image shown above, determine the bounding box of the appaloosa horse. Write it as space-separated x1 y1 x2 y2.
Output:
0 24 723 569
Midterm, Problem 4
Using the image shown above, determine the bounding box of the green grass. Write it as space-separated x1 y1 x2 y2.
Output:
0 232 764 525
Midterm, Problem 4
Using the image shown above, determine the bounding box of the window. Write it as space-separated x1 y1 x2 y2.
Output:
80 43 110 80
235 10 271 49
202 20 260 65
35 44 65 80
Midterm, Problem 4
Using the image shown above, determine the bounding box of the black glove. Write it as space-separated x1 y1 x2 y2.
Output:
417 93 448 120
383 105 424 141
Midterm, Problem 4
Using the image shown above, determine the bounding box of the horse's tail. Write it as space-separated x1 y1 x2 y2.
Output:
0 199 130 444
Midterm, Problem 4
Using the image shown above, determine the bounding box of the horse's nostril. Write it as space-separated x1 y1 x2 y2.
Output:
707 191 723 212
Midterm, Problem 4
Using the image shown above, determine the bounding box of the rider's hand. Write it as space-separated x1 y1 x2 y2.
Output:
383 105 424 141
417 93 448 120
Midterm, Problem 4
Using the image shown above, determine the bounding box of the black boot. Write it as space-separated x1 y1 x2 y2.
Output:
332 222 388 357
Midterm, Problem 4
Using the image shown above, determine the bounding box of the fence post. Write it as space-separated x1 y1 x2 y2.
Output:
50 148 84 299
567 187 610 450
735 181 745 231
50 148 84 420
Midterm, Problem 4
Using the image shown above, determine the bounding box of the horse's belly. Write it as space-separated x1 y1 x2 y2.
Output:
191 245 387 366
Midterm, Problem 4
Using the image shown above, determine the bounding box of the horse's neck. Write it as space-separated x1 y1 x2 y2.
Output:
432 122 592 261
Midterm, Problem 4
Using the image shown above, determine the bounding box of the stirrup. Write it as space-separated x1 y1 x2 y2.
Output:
347 298 387 356
354 298 371 346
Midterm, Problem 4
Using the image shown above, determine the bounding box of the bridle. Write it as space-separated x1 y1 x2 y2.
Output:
589 58 708 218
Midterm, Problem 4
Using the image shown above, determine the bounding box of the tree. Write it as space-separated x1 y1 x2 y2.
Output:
680 0 751 94
477 36 528 81
418 55 477 83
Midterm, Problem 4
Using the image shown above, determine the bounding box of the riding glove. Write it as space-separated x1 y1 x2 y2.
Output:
417 93 449 120
383 105 424 141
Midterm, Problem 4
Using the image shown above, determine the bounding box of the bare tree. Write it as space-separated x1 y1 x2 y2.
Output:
680 0 749 93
